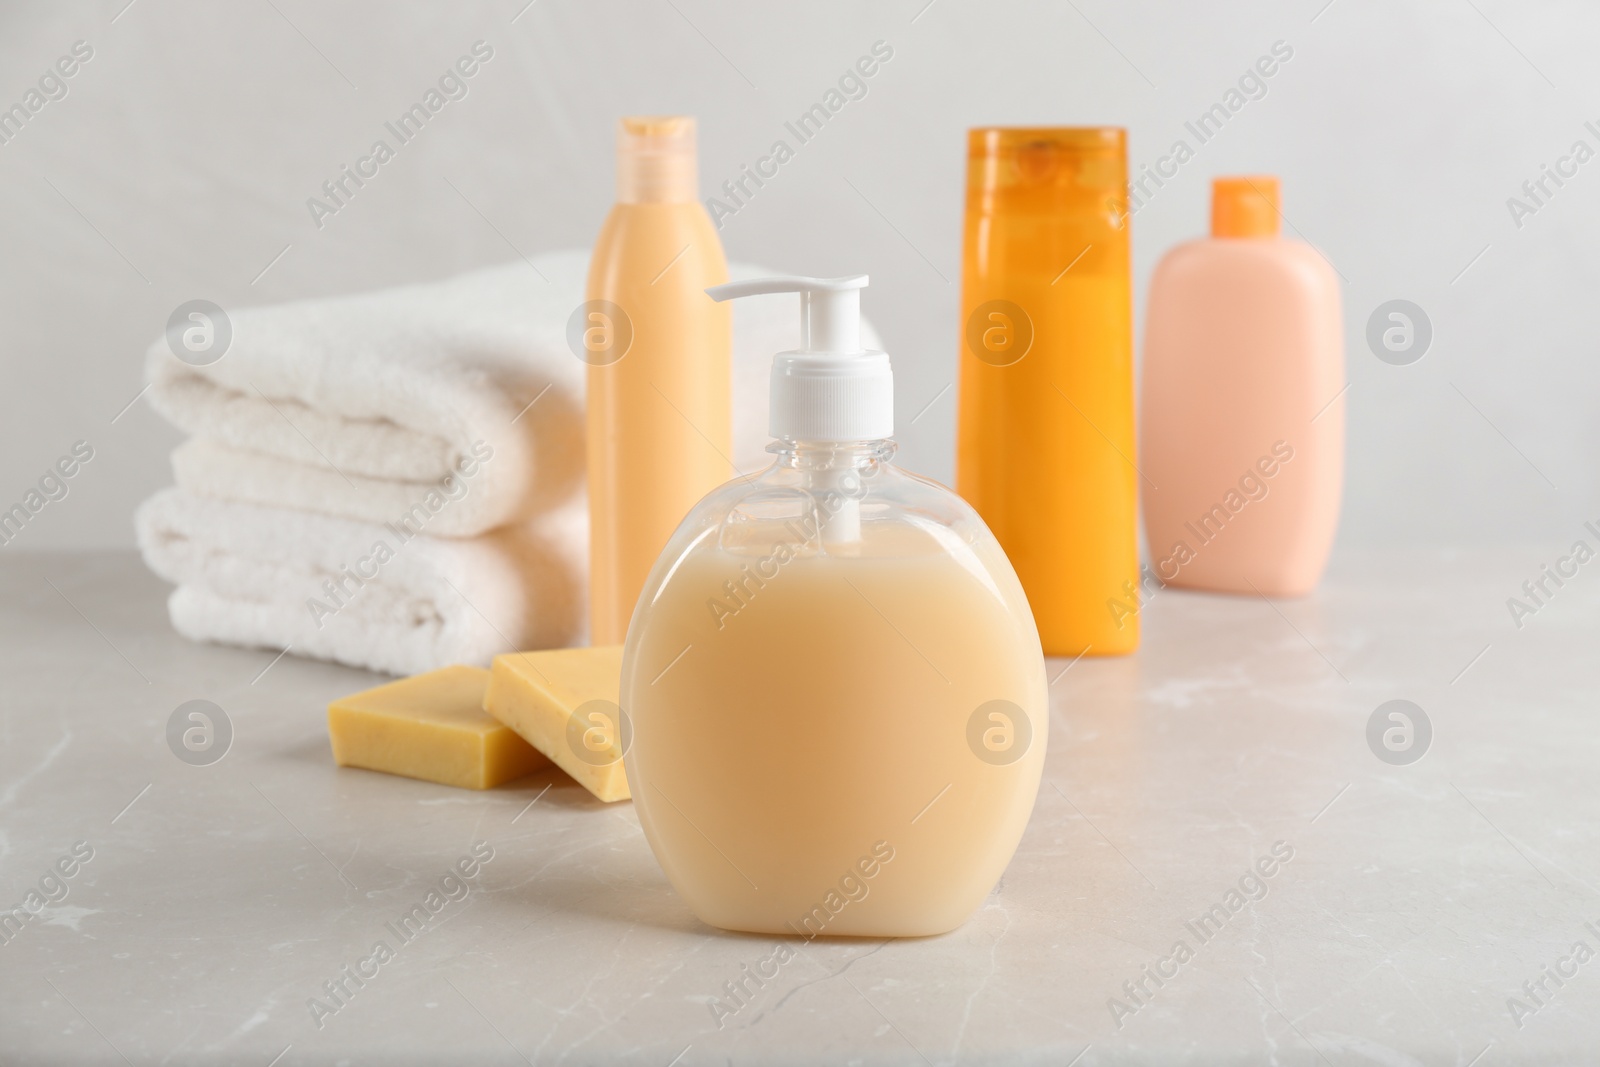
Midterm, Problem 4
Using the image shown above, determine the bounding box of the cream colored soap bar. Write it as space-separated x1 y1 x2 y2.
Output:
329 665 549 790
484 646 629 802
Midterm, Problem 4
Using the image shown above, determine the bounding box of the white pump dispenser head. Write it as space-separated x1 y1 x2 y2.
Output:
706 275 893 443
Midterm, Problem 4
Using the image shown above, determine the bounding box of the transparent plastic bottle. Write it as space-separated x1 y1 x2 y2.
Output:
621 275 1047 938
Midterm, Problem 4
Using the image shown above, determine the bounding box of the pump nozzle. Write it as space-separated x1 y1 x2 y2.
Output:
705 274 892 443
708 275 866 356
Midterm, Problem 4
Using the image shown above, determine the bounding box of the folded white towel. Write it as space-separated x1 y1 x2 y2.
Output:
146 252 881 536
135 487 584 677
147 253 583 537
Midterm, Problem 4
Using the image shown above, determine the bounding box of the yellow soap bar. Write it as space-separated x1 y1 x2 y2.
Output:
329 665 549 790
484 646 629 802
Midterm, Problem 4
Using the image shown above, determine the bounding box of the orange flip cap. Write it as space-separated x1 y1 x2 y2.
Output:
1211 176 1280 237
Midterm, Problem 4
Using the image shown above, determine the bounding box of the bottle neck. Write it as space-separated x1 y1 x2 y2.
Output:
770 439 891 550
617 151 697 203
768 438 895 471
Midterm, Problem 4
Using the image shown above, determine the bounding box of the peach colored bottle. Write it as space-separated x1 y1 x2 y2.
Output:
586 117 731 644
1140 176 1343 597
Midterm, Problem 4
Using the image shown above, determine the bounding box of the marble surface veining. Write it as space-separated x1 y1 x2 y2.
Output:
1 549 1596 1065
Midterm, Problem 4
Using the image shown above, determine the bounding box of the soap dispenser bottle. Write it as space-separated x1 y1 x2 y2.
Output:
622 275 1046 938
1141 176 1343 596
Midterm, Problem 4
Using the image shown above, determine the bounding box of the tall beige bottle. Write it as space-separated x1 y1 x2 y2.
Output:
586 117 731 643
1141 176 1343 597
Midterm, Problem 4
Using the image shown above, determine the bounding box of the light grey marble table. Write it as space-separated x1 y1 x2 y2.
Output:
2 549 1596 1065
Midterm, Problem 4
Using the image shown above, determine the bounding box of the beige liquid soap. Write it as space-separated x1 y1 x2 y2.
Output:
622 274 1047 937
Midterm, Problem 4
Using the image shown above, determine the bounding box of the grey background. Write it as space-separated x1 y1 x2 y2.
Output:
1 0 1590 555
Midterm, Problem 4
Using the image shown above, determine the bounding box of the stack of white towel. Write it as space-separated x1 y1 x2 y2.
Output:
136 250 881 676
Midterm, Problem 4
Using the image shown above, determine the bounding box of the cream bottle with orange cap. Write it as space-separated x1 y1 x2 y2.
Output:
585 116 731 644
1140 176 1344 597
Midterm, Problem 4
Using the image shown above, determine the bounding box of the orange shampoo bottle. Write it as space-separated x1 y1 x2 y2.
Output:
956 127 1139 657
